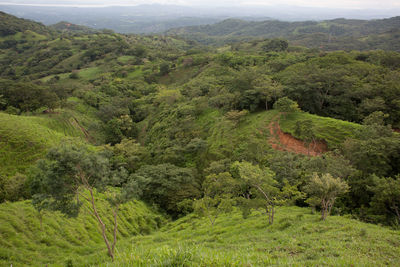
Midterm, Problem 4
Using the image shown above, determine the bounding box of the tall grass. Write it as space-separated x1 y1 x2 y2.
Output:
0 195 162 266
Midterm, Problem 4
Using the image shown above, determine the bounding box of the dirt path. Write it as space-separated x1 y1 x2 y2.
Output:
268 115 327 156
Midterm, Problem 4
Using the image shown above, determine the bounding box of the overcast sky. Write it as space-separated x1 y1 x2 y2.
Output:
0 0 399 9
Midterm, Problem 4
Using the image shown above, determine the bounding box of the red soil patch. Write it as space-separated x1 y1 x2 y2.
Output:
268 117 327 156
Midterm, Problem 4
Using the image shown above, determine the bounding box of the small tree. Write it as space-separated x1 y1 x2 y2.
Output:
193 172 236 226
304 173 349 220
370 175 400 225
29 143 133 261
294 119 317 155
231 161 280 224
273 97 300 117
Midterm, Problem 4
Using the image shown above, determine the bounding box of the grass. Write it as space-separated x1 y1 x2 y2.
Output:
279 112 362 149
78 67 102 80
2 200 399 266
0 111 89 176
0 195 162 266
112 206 400 266
117 55 136 64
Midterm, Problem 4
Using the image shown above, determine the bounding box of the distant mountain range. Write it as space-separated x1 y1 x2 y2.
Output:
0 4 399 34
167 17 400 51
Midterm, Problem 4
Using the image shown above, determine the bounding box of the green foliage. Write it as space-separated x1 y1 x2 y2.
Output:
29 143 135 260
0 197 161 266
115 206 400 266
304 173 349 220
127 164 201 217
370 175 400 225
0 79 59 112
273 97 300 113
262 39 289 52
231 161 281 224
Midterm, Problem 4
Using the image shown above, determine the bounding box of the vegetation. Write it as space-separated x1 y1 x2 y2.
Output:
0 11 400 266
167 17 400 51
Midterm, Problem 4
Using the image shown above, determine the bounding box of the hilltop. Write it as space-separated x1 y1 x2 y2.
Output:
167 16 400 50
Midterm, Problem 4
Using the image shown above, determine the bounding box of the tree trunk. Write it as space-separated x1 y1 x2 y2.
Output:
269 206 275 224
393 205 400 225
321 199 327 220
89 188 114 261
112 205 119 256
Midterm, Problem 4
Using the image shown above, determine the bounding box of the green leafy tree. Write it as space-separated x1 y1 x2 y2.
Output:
294 119 317 155
304 173 349 220
273 97 300 114
262 39 289 52
29 143 132 261
370 175 400 225
127 164 201 217
193 172 237 225
342 112 400 177
231 161 280 224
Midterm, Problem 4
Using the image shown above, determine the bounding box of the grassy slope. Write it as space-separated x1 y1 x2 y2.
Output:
203 109 361 159
0 195 162 266
279 112 362 149
0 112 86 176
114 206 400 266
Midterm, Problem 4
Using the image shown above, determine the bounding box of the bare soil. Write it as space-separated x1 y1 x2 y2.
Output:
268 116 327 156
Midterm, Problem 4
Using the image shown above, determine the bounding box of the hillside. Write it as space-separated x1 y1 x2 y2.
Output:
0 11 400 266
167 17 400 51
111 207 400 265
0 195 161 266
0 11 51 37
50 21 100 34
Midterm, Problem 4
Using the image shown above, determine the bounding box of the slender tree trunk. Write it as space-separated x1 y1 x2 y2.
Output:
269 206 275 224
89 188 114 261
112 204 119 256
321 199 327 220
393 205 400 225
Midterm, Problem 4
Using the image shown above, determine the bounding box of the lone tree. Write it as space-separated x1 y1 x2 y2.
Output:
370 175 400 225
304 173 349 220
30 143 134 261
193 172 237 226
273 97 300 118
294 119 317 155
231 161 280 224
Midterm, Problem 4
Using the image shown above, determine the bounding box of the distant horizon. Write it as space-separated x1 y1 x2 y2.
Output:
0 0 399 10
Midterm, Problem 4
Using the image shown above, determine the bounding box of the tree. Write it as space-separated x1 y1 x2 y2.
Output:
273 97 300 114
29 143 133 261
294 119 317 155
127 164 201 217
193 172 236 225
262 39 289 52
370 175 400 225
254 77 283 110
342 112 400 177
231 161 280 224
304 173 349 220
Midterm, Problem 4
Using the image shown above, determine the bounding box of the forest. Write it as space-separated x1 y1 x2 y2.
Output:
0 11 400 266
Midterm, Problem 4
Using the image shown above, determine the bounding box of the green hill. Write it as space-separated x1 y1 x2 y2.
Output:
0 11 51 37
115 206 400 266
0 195 161 266
0 112 88 176
200 109 361 160
167 16 400 51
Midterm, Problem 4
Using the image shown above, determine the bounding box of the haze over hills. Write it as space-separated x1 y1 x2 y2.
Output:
167 16 400 51
0 3 399 33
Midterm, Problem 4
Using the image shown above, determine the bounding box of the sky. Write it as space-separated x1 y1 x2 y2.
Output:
0 0 399 9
